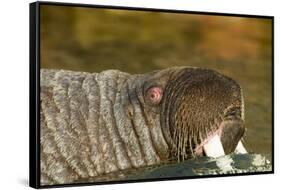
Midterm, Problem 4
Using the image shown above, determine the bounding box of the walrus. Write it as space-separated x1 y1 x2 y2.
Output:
40 67 247 185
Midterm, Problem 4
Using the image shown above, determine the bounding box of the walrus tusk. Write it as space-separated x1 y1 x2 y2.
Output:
203 134 225 158
234 141 247 154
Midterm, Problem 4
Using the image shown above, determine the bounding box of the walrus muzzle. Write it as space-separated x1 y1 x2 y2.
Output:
160 68 246 161
40 67 246 185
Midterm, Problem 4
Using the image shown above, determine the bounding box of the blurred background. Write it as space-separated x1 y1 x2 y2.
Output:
40 5 272 156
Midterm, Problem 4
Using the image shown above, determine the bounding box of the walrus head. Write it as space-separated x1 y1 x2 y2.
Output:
132 67 246 161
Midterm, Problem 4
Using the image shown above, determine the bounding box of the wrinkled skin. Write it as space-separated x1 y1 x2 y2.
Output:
40 67 245 185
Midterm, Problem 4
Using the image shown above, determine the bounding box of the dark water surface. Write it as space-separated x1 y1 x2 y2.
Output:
127 154 271 180
40 5 273 167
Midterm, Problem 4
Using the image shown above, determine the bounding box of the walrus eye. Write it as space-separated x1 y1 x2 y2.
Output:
146 86 163 105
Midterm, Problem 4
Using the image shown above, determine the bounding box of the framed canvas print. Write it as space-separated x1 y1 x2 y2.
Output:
29 1 274 188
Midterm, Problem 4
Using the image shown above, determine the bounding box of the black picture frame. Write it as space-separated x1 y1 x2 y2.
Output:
29 1 274 189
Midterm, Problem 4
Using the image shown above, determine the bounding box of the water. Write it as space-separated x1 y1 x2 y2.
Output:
127 154 272 180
